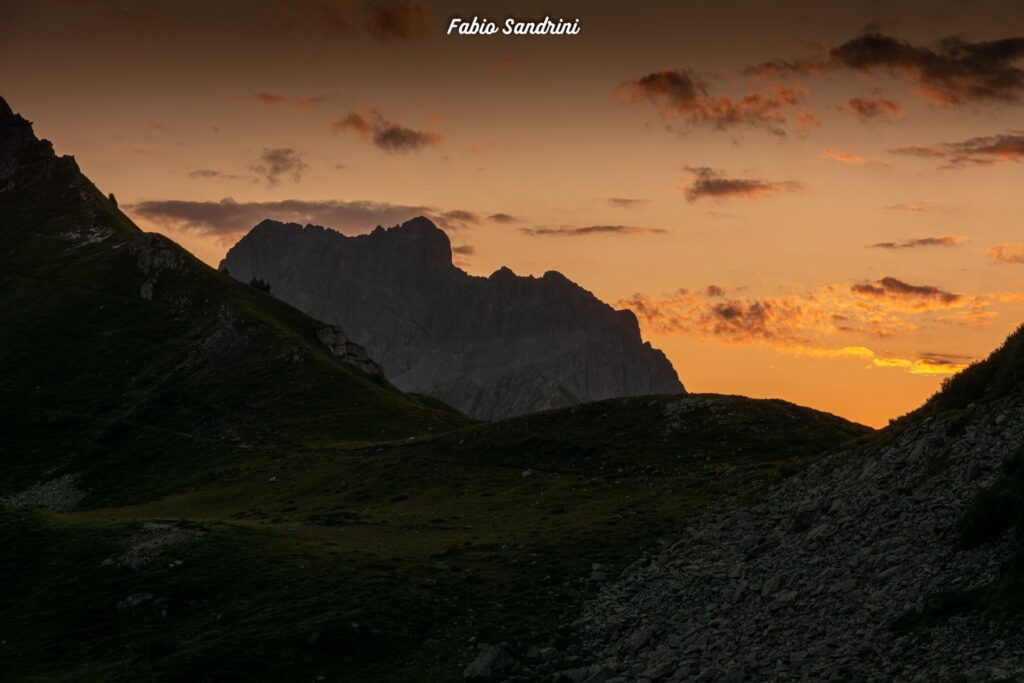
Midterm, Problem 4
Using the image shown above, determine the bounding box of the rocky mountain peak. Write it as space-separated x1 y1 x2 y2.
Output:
374 215 453 268
222 218 686 419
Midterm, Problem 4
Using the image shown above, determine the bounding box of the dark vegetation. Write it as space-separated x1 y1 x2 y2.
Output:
249 276 271 293
925 323 1024 416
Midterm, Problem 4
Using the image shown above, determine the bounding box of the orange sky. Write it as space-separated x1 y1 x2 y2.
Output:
3 0 1023 426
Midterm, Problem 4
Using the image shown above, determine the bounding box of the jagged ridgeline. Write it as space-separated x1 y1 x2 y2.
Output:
220 217 685 419
0 96 468 507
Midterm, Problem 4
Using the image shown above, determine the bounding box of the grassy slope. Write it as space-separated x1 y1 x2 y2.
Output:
0 138 466 507
1 394 868 681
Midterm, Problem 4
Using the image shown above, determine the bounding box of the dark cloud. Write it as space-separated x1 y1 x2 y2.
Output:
452 244 476 255
917 351 976 366
264 0 430 40
429 209 480 231
847 96 903 122
704 300 783 340
747 32 1024 105
250 147 308 185
704 284 726 297
614 68 806 135
891 131 1024 168
851 276 962 306
436 209 479 223
365 1 430 42
332 109 443 153
488 212 518 223
607 197 649 209
375 123 442 152
869 236 966 249
188 168 249 181
683 166 804 202
126 197 432 240
520 225 667 237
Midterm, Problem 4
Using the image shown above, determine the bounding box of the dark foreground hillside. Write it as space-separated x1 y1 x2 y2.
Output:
571 324 1024 682
0 393 866 681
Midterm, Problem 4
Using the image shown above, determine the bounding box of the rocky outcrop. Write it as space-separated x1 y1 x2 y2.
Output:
220 217 685 419
568 397 1024 682
316 325 382 376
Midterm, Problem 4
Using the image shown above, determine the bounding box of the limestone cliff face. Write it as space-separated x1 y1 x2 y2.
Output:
220 216 685 419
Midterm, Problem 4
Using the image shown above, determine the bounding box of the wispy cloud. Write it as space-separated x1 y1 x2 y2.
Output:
870 236 967 249
429 209 480 231
614 68 807 135
871 353 973 375
846 96 903 122
850 276 962 309
892 131 1024 168
126 197 432 240
607 197 650 209
331 108 443 153
746 31 1024 105
488 212 518 223
886 202 941 213
616 279 1006 376
187 168 249 181
989 243 1024 265
365 1 430 42
821 148 865 164
682 166 804 202
520 225 667 237
250 147 308 186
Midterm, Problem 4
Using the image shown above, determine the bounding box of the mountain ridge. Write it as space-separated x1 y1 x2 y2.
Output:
221 217 685 419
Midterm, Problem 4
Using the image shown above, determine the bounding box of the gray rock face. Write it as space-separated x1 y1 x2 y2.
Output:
220 217 684 419
316 325 382 376
570 400 1024 681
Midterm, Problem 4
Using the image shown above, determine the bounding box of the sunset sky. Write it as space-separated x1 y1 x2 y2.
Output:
3 0 1023 426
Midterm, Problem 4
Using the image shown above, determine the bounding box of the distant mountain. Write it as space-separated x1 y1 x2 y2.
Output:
0 96 466 508
220 218 685 419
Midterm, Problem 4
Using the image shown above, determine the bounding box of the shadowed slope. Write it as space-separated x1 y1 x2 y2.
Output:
0 96 468 508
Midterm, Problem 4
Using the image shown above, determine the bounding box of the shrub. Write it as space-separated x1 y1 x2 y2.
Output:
249 277 271 293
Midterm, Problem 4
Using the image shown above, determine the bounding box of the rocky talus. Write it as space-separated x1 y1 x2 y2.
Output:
562 399 1024 682
220 218 684 419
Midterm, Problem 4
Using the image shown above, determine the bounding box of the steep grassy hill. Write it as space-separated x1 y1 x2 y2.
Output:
0 96 467 509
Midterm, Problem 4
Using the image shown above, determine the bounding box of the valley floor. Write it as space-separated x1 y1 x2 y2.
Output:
0 394 866 681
